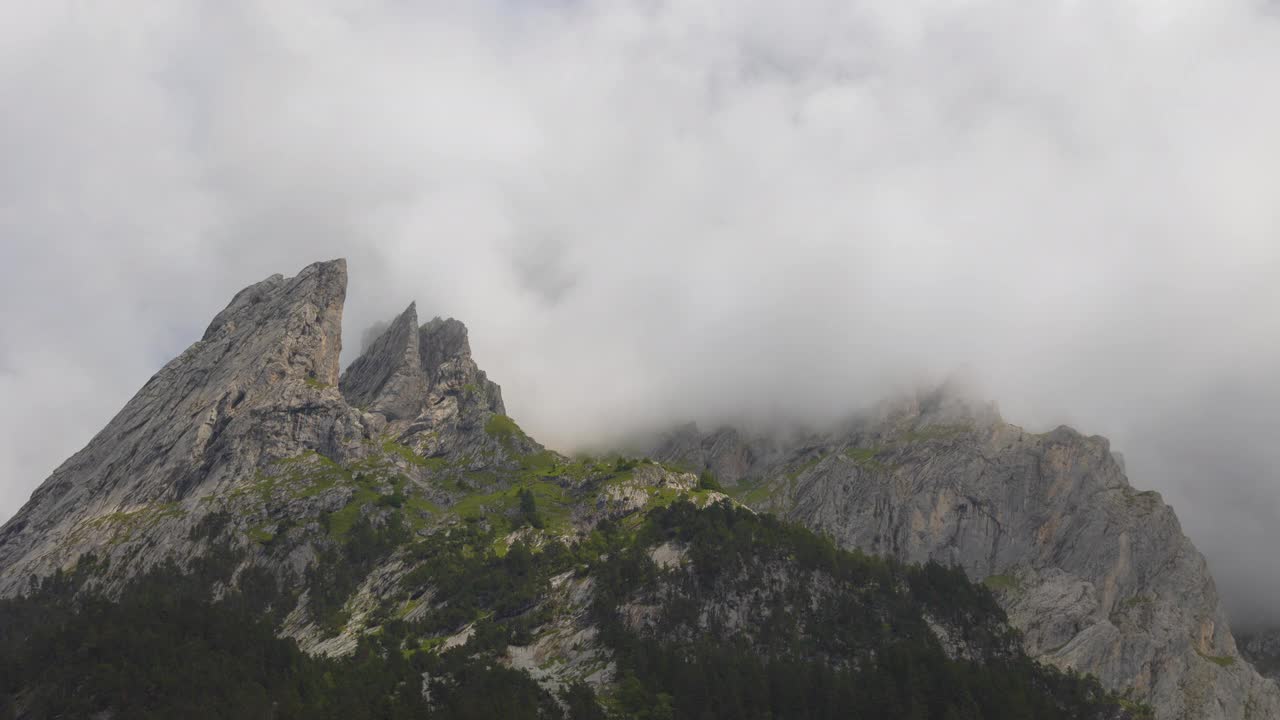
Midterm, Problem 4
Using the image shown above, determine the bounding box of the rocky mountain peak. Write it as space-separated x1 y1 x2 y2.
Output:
200 258 347 386
0 259 366 593
418 316 470 377
337 307 516 462
417 315 504 415
339 302 425 421
1 260 1275 719
0 259 544 598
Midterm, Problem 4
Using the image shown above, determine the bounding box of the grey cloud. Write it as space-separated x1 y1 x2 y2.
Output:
1 0 1278 625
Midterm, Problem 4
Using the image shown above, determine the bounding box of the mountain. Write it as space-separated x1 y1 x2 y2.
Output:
652 389 1280 719
0 259 1258 718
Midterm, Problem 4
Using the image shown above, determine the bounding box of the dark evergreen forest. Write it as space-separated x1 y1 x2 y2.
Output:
0 502 1147 719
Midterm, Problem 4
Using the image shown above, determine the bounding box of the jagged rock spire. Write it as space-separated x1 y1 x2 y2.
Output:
0 259 543 598
342 311 506 419
339 302 427 421
200 258 347 387
418 316 504 415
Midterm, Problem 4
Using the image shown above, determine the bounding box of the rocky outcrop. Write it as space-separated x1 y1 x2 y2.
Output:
651 423 765 486
418 316 504 416
657 390 1280 719
339 302 427 422
0 260 368 594
0 260 530 596
341 307 533 464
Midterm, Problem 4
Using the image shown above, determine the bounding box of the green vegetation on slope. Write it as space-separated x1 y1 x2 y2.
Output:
1 469 1151 720
0 552 592 720
586 501 1147 720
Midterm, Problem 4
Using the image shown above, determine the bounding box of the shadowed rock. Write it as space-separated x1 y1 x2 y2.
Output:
337 308 528 463
339 302 427 422
418 316 504 416
652 423 767 486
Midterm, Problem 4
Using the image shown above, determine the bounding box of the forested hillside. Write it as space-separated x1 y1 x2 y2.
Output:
0 501 1144 719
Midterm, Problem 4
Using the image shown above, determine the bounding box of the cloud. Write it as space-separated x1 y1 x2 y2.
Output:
1 0 1279 624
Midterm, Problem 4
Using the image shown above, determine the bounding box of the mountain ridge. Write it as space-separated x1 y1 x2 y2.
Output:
652 395 1280 719
0 258 1271 719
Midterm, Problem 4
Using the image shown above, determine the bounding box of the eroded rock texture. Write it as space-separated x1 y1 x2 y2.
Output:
340 306 531 465
0 260 365 593
654 390 1280 719
0 260 529 596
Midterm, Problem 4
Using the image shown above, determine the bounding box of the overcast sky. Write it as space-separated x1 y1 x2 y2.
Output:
2 0 1279 626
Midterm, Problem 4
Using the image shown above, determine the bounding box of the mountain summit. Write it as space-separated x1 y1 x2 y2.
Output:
0 259 539 597
0 260 360 590
0 260 1273 719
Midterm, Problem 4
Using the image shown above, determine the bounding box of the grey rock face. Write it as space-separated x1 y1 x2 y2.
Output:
418 316 505 415
342 308 531 465
340 302 428 422
0 259 529 597
0 260 368 594
658 390 1280 720
651 423 763 486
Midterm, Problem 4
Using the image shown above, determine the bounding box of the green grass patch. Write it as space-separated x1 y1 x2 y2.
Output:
982 573 1020 592
325 487 381 540
784 455 824 482
451 487 520 524
460 469 499 491
484 414 527 445
400 496 441 533
1196 649 1236 667
1119 594 1153 611
731 477 780 509
232 452 353 505
246 525 276 544
84 503 187 544
449 478 575 533
397 598 424 620
379 439 451 472
382 439 429 466
843 447 887 471
404 495 443 514
647 486 716 510
519 450 560 475
303 376 331 390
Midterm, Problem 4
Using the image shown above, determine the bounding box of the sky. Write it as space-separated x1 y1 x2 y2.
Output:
1 0 1279 627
